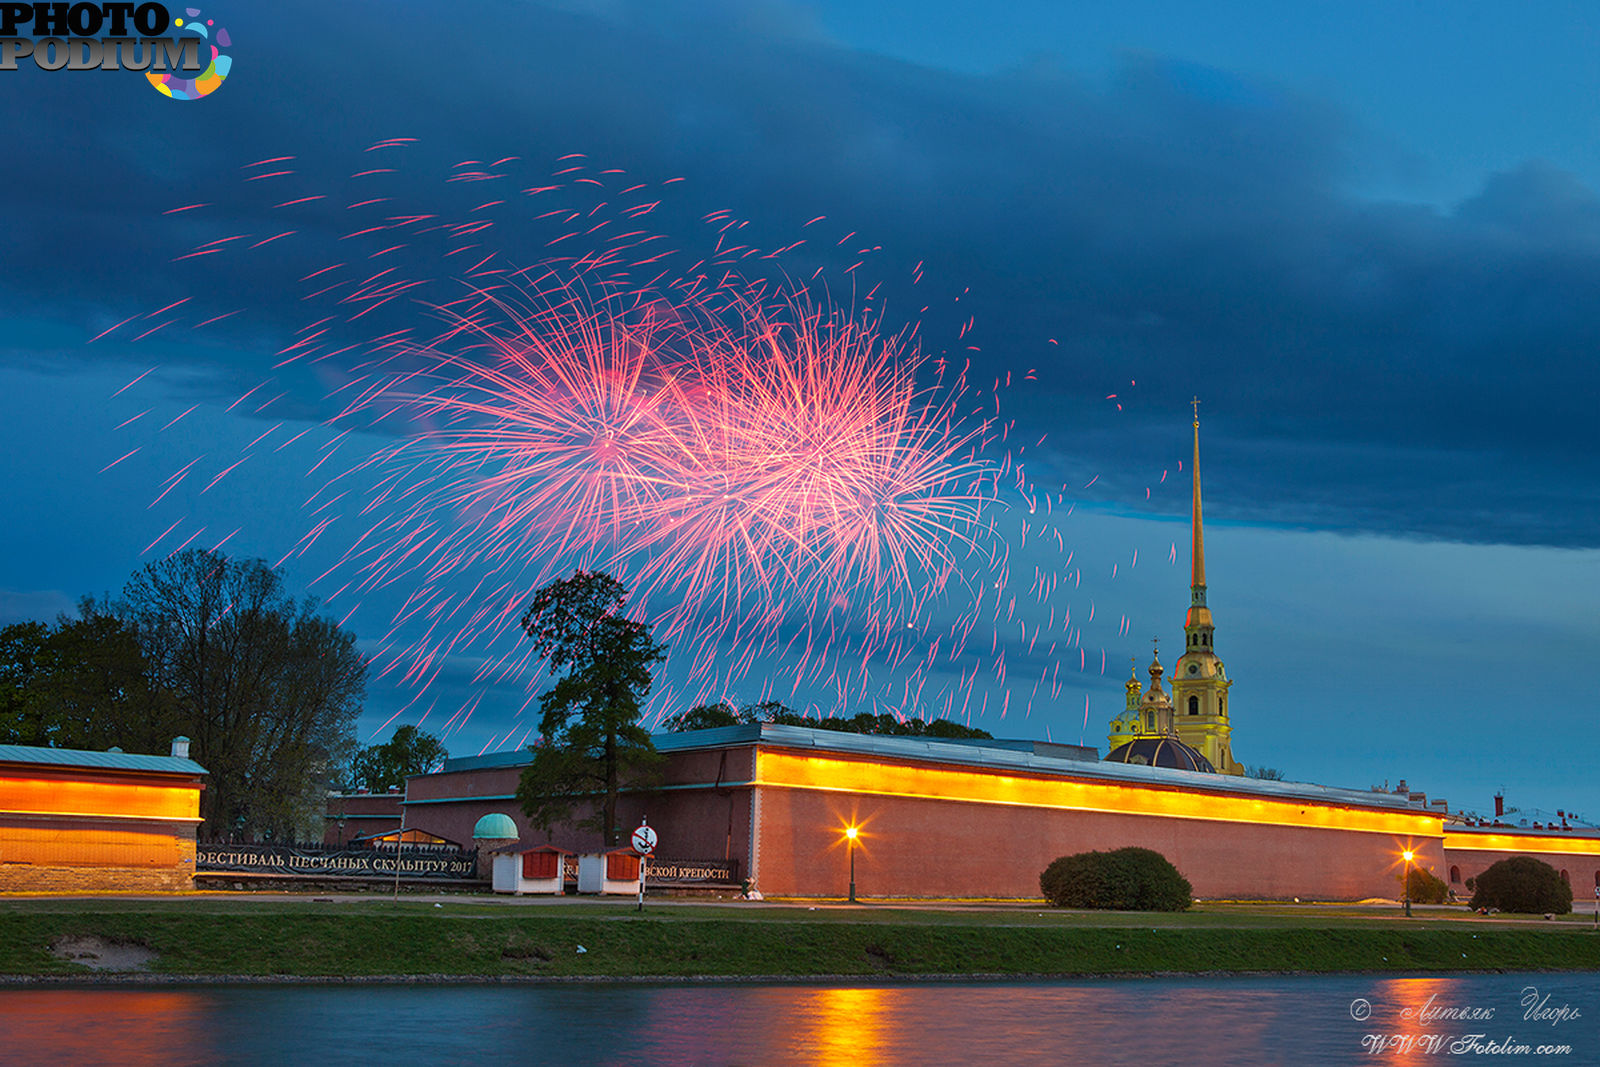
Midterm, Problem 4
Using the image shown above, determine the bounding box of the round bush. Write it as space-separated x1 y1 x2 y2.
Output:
1468 856 1572 914
1040 846 1192 911
1404 865 1449 905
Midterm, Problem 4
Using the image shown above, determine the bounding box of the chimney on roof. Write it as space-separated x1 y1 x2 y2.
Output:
1494 793 1505 817
171 736 190 759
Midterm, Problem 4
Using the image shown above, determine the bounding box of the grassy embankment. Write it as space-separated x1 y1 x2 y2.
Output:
3 898 1599 979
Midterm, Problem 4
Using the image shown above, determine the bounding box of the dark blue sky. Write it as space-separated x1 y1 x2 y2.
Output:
3 1 1597 822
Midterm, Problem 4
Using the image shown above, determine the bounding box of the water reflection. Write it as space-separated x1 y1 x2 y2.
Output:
773 986 893 1066
0 989 221 1066
1 973 1593 1067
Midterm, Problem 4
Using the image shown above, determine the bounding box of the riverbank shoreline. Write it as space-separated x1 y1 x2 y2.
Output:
1 965 1593 986
4 897 1599 981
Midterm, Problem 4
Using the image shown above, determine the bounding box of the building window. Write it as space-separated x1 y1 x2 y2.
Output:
1561 869 1571 885
607 852 641 880
1188 696 1199 716
1449 865 1461 884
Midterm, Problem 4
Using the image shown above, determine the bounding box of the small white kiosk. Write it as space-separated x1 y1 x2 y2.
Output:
576 847 644 895
492 844 573 895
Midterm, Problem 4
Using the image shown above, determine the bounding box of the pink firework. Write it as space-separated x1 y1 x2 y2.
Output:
111 146 1183 740
347 274 996 647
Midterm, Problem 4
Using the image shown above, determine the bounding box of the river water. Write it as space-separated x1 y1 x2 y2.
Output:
0 973 1594 1066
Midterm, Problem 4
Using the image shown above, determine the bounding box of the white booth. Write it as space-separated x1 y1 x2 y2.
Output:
576 847 644 895
491 844 571 895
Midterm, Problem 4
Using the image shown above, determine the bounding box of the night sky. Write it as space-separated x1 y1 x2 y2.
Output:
4 1 1598 823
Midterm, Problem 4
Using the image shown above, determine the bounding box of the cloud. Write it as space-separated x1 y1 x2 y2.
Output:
5 1 1599 546
0 588 77 627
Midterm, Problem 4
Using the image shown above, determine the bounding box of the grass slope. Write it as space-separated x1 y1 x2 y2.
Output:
2 901 1599 979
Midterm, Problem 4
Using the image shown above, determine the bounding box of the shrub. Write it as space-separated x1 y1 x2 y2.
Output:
1468 857 1572 914
1404 865 1449 905
1040 847 1192 911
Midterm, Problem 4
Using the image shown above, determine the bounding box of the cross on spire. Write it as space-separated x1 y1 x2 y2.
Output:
1192 395 1201 423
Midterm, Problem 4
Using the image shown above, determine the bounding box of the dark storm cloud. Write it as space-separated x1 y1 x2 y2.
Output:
5 0 1598 545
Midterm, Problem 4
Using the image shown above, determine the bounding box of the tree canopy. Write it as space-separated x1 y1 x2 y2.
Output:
662 699 992 740
0 610 175 752
350 724 448 792
515 571 666 846
110 550 366 841
0 549 366 842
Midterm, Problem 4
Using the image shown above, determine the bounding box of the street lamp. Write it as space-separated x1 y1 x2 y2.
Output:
1402 850 1414 918
845 826 858 903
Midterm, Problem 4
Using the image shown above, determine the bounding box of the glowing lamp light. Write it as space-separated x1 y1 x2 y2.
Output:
1401 849 1415 918
844 824 860 903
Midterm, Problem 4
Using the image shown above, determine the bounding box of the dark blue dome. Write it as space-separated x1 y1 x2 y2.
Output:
1104 737 1216 773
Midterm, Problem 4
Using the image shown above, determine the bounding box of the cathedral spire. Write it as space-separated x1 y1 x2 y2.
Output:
1186 399 1212 630
1190 397 1206 591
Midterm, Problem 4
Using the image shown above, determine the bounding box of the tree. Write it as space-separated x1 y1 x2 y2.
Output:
660 698 993 739
1469 856 1573 914
351 724 449 792
1405 865 1449 905
1040 847 1192 911
0 610 175 752
1247 766 1286 781
112 549 365 842
660 702 743 731
515 572 666 846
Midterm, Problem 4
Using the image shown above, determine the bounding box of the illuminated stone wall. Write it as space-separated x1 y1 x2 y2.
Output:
0 767 202 893
1442 830 1600 903
748 747 1443 900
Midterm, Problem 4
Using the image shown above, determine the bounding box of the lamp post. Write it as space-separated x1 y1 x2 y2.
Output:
846 826 858 903
1402 850 1414 918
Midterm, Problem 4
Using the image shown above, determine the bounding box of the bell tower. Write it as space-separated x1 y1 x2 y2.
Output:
1171 400 1241 774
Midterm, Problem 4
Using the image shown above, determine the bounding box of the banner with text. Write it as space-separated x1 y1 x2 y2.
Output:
198 843 478 880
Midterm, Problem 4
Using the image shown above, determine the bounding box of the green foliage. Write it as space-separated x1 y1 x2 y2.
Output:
1040 847 1193 911
0 555 365 844
1469 856 1573 914
516 572 666 846
350 725 448 792
115 549 365 842
1405 865 1449 905
661 698 991 739
661 702 744 731
0 612 175 751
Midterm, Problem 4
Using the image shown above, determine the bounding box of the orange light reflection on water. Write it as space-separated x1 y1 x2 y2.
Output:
0 990 218 1064
1370 977 1474 1066
752 986 893 1065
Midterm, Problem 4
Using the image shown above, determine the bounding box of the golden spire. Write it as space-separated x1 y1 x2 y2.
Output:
1191 397 1205 590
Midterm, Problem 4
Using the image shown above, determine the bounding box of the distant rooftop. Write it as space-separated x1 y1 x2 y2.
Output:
0 743 207 776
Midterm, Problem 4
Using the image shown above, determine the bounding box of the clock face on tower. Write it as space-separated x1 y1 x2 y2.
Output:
1188 664 1198 675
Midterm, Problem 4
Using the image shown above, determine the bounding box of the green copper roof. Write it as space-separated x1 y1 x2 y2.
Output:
0 743 207 776
472 812 518 839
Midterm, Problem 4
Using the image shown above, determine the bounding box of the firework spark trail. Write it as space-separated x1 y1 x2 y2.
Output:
107 145 1192 744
